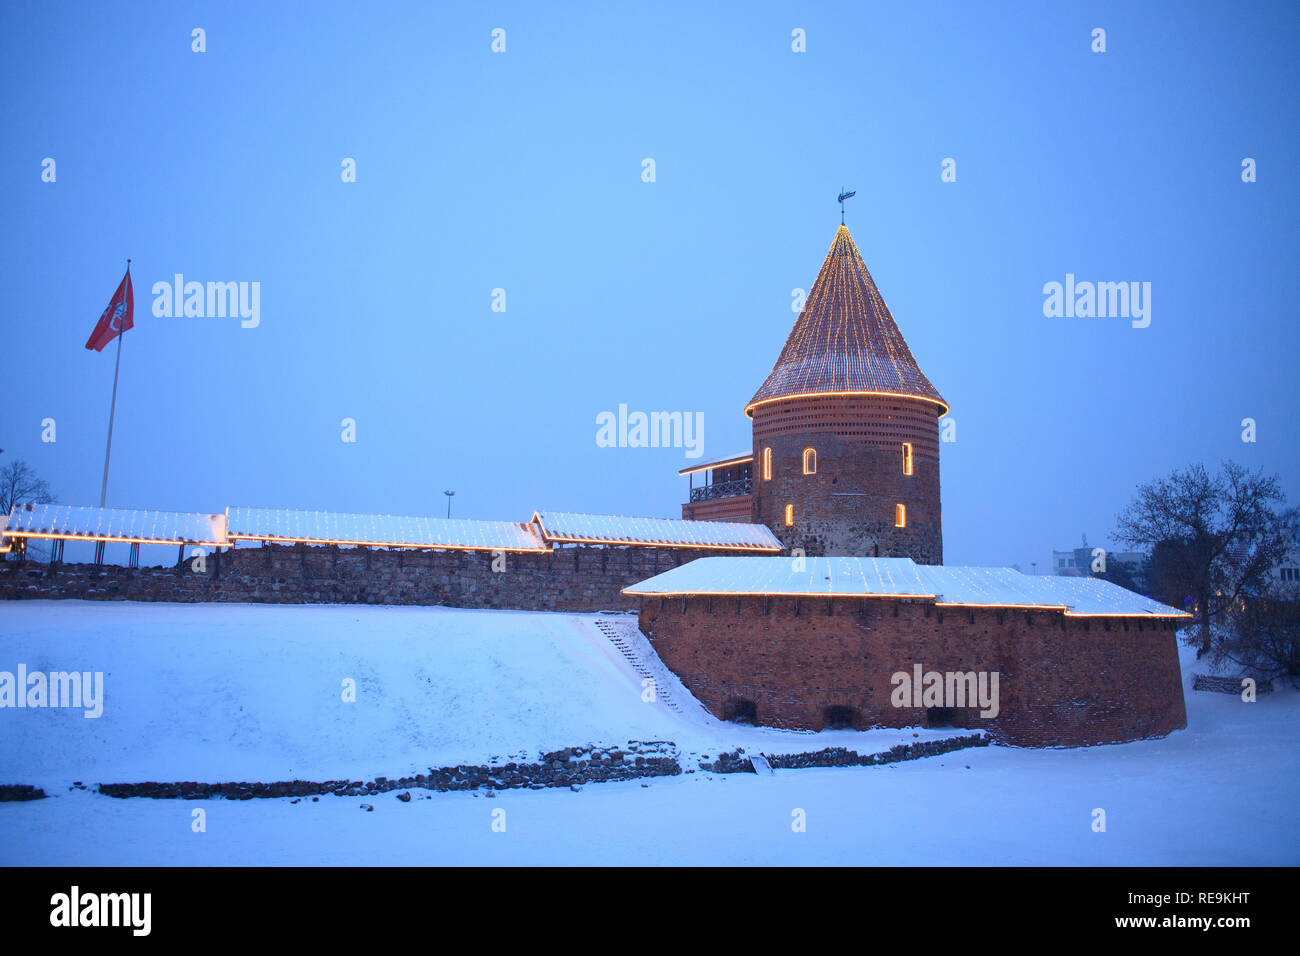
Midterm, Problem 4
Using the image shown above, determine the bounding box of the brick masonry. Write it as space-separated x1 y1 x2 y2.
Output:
638 595 1187 747
0 542 762 613
681 494 752 522
751 395 943 563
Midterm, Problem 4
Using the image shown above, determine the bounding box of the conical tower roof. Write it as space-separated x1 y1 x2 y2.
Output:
746 225 948 416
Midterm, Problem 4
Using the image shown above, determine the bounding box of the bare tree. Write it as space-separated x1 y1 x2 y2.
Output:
1212 577 1300 683
1114 462 1290 657
0 459 55 515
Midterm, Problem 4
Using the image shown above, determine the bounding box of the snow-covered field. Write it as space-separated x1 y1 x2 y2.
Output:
1 600 1296 865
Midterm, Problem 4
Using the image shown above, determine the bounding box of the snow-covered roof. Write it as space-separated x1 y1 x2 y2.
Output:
624 556 1191 617
912 565 1190 615
914 565 1083 609
532 511 783 551
3 504 227 545
678 453 753 476
1025 574 1192 617
227 507 547 552
623 556 933 596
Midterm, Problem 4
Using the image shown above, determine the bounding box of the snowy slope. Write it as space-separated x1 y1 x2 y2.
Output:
0 601 960 788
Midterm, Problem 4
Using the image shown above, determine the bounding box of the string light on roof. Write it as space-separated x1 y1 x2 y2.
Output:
533 511 782 551
747 224 947 417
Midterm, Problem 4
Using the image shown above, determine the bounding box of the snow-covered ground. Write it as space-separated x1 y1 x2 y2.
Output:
0 601 961 787
1 600 1296 865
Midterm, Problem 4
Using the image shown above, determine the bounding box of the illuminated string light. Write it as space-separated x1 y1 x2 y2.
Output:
2 504 227 547
226 507 550 553
532 511 783 551
678 454 753 477
2 504 788 555
745 225 949 418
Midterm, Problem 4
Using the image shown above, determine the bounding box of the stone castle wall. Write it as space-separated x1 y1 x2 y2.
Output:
638 595 1186 747
0 542 754 613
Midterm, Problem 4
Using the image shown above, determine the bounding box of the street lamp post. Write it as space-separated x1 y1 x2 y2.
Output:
444 490 455 519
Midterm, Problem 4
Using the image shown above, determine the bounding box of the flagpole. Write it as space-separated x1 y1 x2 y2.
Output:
98 259 129 509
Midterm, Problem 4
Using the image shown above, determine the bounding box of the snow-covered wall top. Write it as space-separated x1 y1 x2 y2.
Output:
624 556 1190 618
2 502 784 555
3 503 227 546
227 507 548 553
533 511 783 551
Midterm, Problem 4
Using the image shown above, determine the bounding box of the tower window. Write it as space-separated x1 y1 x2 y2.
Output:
895 504 906 528
784 504 794 526
763 447 772 481
902 442 913 475
802 447 817 474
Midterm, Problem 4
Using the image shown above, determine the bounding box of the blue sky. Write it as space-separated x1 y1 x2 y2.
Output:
3 0 1297 569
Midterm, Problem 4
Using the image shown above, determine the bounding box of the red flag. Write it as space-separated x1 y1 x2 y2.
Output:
84 267 134 352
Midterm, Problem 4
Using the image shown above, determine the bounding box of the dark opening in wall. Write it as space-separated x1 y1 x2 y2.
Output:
823 705 856 730
724 698 758 725
926 707 956 727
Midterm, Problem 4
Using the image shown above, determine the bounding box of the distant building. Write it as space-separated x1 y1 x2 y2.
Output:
1051 538 1146 581
1271 540 1300 586
1052 534 1298 595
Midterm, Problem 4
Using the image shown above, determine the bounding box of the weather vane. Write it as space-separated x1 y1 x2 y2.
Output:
837 188 856 225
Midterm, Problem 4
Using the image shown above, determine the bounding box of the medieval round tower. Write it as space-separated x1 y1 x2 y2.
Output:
747 224 947 563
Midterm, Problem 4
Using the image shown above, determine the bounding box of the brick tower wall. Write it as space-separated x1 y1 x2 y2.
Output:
750 395 942 563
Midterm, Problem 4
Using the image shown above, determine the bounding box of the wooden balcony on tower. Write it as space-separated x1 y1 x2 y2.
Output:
678 453 753 522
